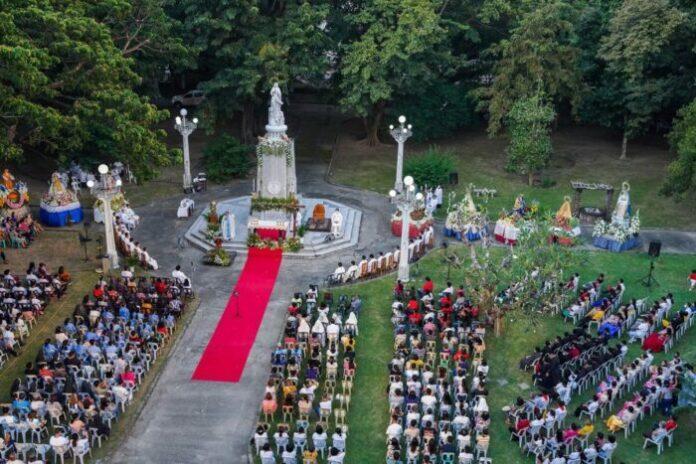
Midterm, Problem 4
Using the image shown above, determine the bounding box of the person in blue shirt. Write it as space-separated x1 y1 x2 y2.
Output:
42 339 57 362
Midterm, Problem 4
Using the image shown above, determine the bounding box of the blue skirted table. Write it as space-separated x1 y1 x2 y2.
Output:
444 226 487 242
592 235 640 252
39 202 83 227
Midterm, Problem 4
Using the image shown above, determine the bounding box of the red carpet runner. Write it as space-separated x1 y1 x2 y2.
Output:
192 248 283 382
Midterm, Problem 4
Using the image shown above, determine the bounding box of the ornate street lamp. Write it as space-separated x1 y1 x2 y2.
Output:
87 164 122 269
174 108 198 193
389 175 423 282
389 115 413 193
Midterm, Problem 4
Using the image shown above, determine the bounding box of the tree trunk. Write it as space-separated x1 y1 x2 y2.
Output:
620 131 628 160
242 101 255 144
528 171 534 186
365 101 385 146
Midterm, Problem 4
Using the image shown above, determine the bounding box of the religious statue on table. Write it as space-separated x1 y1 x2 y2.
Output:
42 172 80 207
549 196 581 245
592 181 641 248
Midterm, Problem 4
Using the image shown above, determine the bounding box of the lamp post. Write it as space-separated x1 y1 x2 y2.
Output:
390 175 423 283
174 108 198 193
87 164 122 269
389 115 413 193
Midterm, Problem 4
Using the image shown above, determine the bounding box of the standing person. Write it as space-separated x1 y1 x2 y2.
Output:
435 185 443 208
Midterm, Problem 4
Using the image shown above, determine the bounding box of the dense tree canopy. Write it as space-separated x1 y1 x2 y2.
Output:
0 0 175 179
598 0 689 159
662 99 696 199
1 0 694 194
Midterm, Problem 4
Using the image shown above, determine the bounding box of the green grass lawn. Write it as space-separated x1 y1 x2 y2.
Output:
341 247 696 464
330 126 696 229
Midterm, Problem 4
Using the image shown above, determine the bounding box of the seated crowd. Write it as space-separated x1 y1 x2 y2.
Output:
511 288 692 464
385 277 492 464
604 355 684 443
329 225 435 285
0 214 42 250
1 264 69 366
253 288 361 464
0 270 192 463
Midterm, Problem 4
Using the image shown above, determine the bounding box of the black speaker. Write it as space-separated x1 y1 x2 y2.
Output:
648 240 662 258
449 171 459 185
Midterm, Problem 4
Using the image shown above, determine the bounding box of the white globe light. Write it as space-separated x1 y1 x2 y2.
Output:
403 175 414 187
389 125 394 130
192 118 199 124
116 179 122 187
86 180 94 188
398 115 406 124
408 185 416 192
175 116 182 125
389 189 397 198
180 108 187 117
402 128 408 134
98 164 109 175
415 192 424 201
407 124 412 130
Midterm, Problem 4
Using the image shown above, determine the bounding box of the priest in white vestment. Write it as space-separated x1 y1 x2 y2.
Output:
330 209 343 238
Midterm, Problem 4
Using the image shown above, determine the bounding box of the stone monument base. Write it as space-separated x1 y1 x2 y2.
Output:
185 195 362 259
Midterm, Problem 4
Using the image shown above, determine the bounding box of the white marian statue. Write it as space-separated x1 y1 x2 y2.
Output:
221 212 235 241
331 208 343 237
611 181 631 227
268 83 285 127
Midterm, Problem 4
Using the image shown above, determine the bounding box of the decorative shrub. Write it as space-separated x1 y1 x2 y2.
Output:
203 134 254 182
404 147 456 187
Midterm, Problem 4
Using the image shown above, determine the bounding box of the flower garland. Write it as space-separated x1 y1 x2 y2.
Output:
250 195 299 213
246 233 302 252
256 137 294 167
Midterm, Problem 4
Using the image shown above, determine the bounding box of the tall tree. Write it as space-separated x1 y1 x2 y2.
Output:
661 99 696 198
505 93 556 185
598 0 688 159
338 0 453 145
475 0 582 135
86 0 192 94
176 0 331 142
0 0 173 179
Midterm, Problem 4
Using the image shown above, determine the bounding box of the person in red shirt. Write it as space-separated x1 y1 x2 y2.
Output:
689 269 696 290
665 415 678 431
154 278 167 294
408 311 422 326
92 285 104 299
509 417 530 440
407 298 419 312
422 277 434 294
287 303 300 316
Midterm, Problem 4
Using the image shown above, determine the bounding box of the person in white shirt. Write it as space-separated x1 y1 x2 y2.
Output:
386 417 403 439
341 261 357 282
332 262 346 281
50 430 69 449
171 265 189 285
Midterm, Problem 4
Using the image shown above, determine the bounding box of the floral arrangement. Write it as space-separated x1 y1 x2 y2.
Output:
256 136 294 167
246 233 302 252
203 242 232 266
250 195 299 213
204 201 222 241
94 193 126 213
0 183 29 209
592 210 641 243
